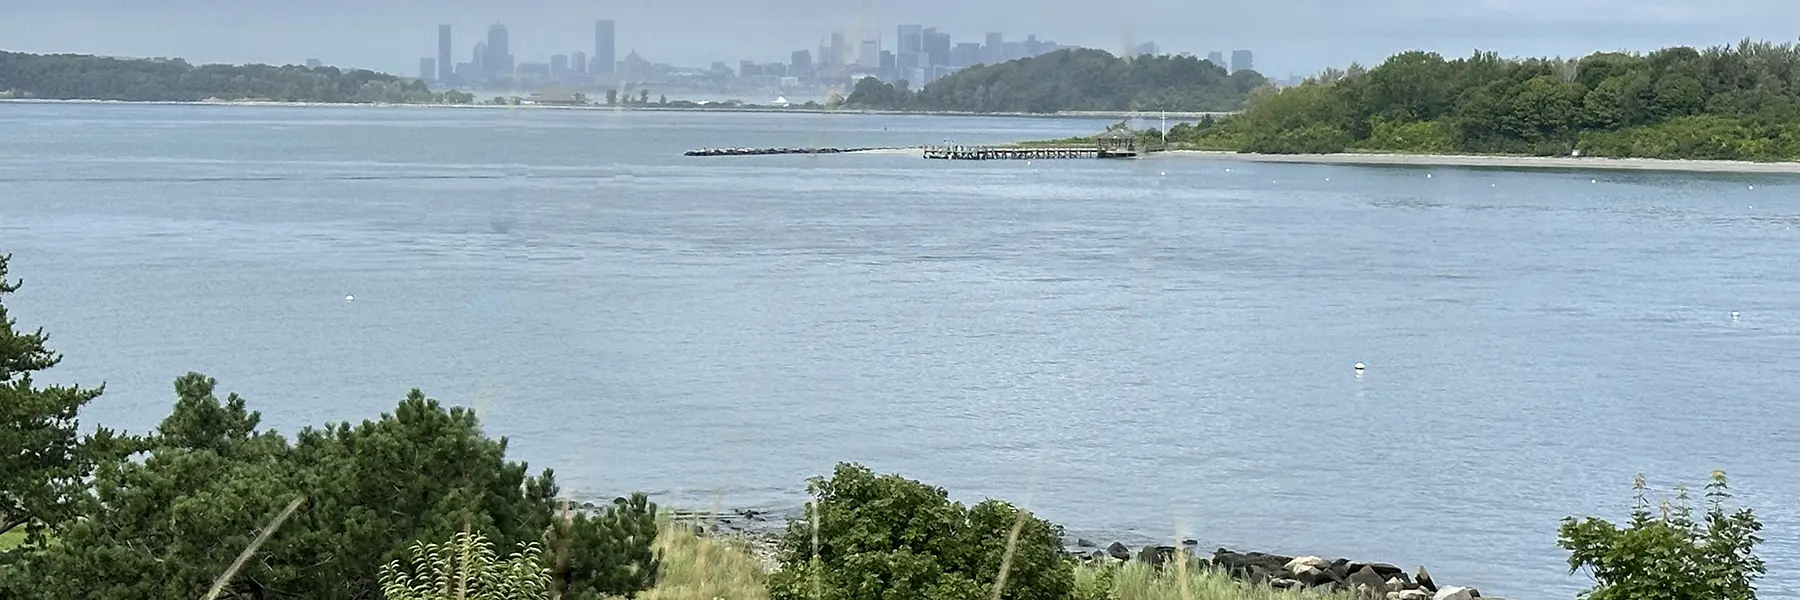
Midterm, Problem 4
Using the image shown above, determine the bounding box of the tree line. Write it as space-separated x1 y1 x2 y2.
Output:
844 48 1267 113
0 52 476 104
1171 39 1800 160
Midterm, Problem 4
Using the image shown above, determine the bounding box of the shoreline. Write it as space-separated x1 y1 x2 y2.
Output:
1160 149 1800 174
0 98 1228 120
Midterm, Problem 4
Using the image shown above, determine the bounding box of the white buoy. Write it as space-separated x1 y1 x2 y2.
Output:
1354 362 1366 372
1160 171 1167 176
1324 177 1330 182
1732 311 1741 320
1591 179 1597 184
1225 168 1232 172
1748 185 1755 190
1426 173 1432 178
345 295 355 302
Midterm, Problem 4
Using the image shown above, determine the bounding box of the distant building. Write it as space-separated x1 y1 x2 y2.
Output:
1207 51 1225 68
472 42 487 73
572 51 588 75
1003 42 1025 61
485 24 513 75
952 43 982 67
858 39 880 68
1231 49 1253 73
984 32 1003 64
924 28 951 67
897 25 924 54
830 32 848 66
305 58 322 68
420 57 436 81
437 25 453 82
594 20 616 75
791 49 813 72
1134 41 1158 57
550 54 569 79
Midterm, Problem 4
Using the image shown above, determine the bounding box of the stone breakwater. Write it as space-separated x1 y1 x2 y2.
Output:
671 508 1503 600
684 147 894 157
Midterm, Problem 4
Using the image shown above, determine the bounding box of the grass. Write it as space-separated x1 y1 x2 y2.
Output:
641 525 1356 600
0 528 25 551
640 522 770 600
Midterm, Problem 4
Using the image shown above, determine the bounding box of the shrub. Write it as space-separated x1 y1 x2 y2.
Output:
767 462 1073 600
379 531 551 600
1559 471 1764 600
547 493 662 599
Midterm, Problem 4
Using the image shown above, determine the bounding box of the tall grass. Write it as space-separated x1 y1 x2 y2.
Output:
640 522 769 600
1081 562 1357 600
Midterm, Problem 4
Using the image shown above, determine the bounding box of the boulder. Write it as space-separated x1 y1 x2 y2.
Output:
1181 538 1199 546
1432 587 1477 600
1089 550 1107 561
1347 566 1389 595
1291 564 1338 587
1106 542 1131 561
1286 555 1331 572
1349 561 1406 579
1137 545 1178 568
1270 578 1302 589
1386 577 1413 590
1387 591 1431 600
1213 548 1294 577
1416 566 1437 592
1076 538 1096 548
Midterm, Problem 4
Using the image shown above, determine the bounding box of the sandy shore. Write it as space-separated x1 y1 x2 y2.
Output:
1161 150 1800 174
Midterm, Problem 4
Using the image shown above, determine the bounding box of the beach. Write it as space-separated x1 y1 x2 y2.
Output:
1160 149 1800 174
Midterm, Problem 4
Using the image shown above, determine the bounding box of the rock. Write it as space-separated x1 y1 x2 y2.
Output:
1270 578 1302 589
1106 542 1131 561
1076 538 1096 548
1181 538 1199 546
1386 577 1412 590
1089 550 1107 561
1213 548 1294 577
1432 587 1476 600
1286 555 1331 572
1137 545 1177 568
1347 566 1389 595
1350 561 1406 579
1388 591 1431 600
1291 564 1338 587
1416 566 1437 592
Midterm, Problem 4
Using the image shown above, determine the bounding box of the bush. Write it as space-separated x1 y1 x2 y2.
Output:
767 463 1073 600
547 493 663 599
379 531 551 600
1559 471 1764 600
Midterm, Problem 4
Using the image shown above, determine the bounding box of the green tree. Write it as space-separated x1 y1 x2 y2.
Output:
545 494 661 600
0 254 130 549
1559 472 1764 600
767 463 1073 600
605 89 618 105
2 377 654 600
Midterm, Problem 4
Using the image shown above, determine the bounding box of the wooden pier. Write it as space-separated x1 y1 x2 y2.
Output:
922 146 1138 160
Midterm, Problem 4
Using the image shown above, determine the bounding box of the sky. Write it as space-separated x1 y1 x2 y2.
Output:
2 0 1798 78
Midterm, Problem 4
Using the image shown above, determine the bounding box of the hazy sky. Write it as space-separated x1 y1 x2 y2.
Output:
2 0 1797 78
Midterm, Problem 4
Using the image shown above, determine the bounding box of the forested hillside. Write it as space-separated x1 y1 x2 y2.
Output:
844 48 1266 113
0 51 474 103
1178 40 1800 160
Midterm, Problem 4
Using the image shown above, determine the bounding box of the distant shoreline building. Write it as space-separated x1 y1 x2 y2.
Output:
594 19 617 75
437 25 452 82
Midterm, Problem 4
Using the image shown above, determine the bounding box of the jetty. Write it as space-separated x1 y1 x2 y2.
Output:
685 147 884 157
923 130 1141 160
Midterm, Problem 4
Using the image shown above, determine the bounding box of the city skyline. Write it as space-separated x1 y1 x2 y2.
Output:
4 0 1797 80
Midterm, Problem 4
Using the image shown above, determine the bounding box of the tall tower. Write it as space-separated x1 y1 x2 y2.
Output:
1230 49 1253 73
436 25 452 81
594 19 617 75
486 24 512 75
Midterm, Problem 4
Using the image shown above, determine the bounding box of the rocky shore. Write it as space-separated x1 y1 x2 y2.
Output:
671 508 1503 600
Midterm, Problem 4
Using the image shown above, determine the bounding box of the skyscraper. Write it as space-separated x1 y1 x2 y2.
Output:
420 58 437 81
485 24 513 75
1207 51 1224 68
829 32 847 66
858 39 879 69
1230 49 1253 73
984 32 1003 64
572 51 588 75
791 49 813 71
594 20 616 74
924 28 951 67
897 25 923 53
437 25 452 82
551 54 569 79
473 42 487 73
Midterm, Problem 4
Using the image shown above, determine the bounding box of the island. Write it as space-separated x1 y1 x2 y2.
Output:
842 48 1265 113
1040 40 1800 164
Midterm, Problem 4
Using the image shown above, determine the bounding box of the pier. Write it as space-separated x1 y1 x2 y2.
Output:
921 146 1138 160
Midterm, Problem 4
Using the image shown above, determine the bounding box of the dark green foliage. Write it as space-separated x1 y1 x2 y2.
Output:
1174 39 1800 160
0 375 656 600
845 48 1264 113
547 493 662 599
1559 471 1765 600
768 463 1074 600
0 254 134 551
0 51 475 103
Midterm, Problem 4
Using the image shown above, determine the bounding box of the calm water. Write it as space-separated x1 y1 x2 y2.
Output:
3 102 1799 598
